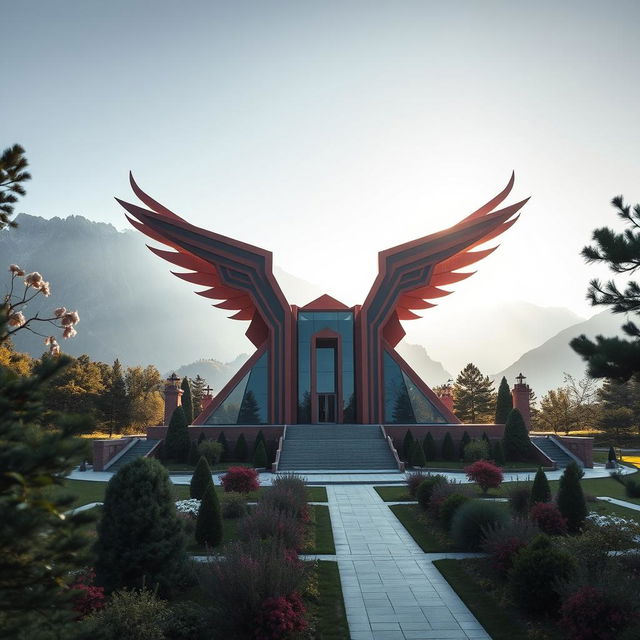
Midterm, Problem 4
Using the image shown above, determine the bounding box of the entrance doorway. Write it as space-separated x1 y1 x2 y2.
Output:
317 393 336 423
314 339 339 423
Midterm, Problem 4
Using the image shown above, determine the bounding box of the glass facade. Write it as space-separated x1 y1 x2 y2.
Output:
297 311 356 423
383 350 447 424
205 351 268 424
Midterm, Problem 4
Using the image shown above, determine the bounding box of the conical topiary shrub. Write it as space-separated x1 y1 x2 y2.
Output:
165 406 190 463
530 467 551 505
494 376 513 424
188 440 199 466
458 431 471 460
195 482 223 547
557 461 587 534
503 409 531 461
442 432 456 461
402 430 414 462
254 430 266 454
423 433 437 461
253 440 268 469
190 456 213 499
197 431 206 445
217 431 228 461
234 433 248 462
608 446 617 463
410 440 426 468
492 440 506 466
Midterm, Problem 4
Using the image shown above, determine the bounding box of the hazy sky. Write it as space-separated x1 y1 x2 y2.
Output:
4 1 639 331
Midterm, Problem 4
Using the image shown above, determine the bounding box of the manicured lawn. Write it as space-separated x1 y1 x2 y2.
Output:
389 504 449 552
310 505 335 554
591 499 640 524
415 461 540 471
314 561 349 639
375 486 413 502
307 486 328 502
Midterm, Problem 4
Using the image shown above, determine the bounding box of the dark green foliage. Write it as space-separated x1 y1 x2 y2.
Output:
502 408 531 461
482 431 491 446
557 461 588 534
402 429 414 461
254 429 266 453
253 440 268 468
165 406 190 462
450 500 509 551
423 432 437 461
494 376 513 424
0 143 31 230
625 478 640 498
509 534 575 614
180 377 193 424
197 431 206 445
416 475 447 510
195 482 223 547
492 439 506 466
440 494 470 532
238 390 261 424
442 432 456 461
0 350 93 636
608 445 617 462
190 375 207 418
453 363 496 422
530 467 551 504
458 431 471 459
103 358 129 436
508 483 531 516
95 457 187 595
410 439 426 468
221 492 247 519
188 439 199 466
163 601 210 640
190 456 213 499
463 439 489 462
234 433 248 462
217 431 228 461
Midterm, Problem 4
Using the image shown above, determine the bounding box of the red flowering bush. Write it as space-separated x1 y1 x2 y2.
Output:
69 569 105 619
221 466 259 493
465 460 503 494
560 585 633 640
530 501 568 536
254 592 307 640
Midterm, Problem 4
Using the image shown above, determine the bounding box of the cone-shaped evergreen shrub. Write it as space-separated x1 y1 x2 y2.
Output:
492 440 506 466
187 440 199 466
254 430 266 454
165 406 190 463
608 446 617 462
441 432 456 461
190 456 213 499
234 433 248 462
180 377 193 425
423 433 437 461
530 467 551 504
503 409 530 461
253 440 268 468
217 431 228 461
482 431 491 447
494 376 513 424
410 440 426 468
195 482 223 547
197 431 206 445
402 430 414 461
557 461 587 534
95 457 187 594
458 431 471 459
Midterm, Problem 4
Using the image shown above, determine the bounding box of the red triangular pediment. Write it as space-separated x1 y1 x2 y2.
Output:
300 294 350 311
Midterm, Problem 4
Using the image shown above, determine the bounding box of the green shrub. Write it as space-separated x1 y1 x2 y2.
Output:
463 439 489 462
423 433 437 461
608 446 617 463
254 430 266 454
195 482 223 547
458 431 471 459
407 471 428 497
507 482 531 516
481 518 540 576
162 601 210 640
428 481 473 522
402 429 414 461
165 406 190 463
440 494 470 532
216 431 228 461
220 492 247 519
492 440 505 466
234 433 248 462
509 534 575 614
198 440 223 465
253 440 268 468
502 408 530 461
441 432 456 461
416 475 447 510
410 439 426 468
187 440 199 466
197 432 206 445
557 461 588 533
530 467 551 505
450 500 509 551
190 456 213 499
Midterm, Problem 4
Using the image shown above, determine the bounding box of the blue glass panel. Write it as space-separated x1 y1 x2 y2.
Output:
401 371 447 423
239 352 268 424
383 351 415 424
205 372 250 424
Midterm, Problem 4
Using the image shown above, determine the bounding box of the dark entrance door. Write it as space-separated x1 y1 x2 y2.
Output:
314 340 338 423
317 393 337 423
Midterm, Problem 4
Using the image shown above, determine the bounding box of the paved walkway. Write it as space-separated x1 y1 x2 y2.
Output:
327 485 490 640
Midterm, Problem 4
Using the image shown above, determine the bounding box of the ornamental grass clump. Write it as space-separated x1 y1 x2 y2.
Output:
450 500 509 551
507 481 532 517
481 518 540 577
220 492 247 519
259 485 310 523
239 504 304 551
221 466 259 493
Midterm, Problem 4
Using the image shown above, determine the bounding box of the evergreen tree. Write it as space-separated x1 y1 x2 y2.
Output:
442 432 456 461
410 440 426 467
180 377 193 424
95 457 187 595
195 482 223 547
556 461 588 534
165 406 190 462
458 431 471 459
453 363 496 423
423 432 437 461
197 431 206 445
608 446 617 463
217 431 229 461
253 440 268 468
503 408 531 461
597 377 640 441
492 440 506 466
104 359 129 436
402 429 414 461
393 389 415 423
238 390 261 424
494 376 513 424
482 431 491 447
254 429 266 454
571 195 640 380
191 374 207 417
530 467 551 504
234 433 248 461
190 456 213 499
0 143 31 230
187 440 199 466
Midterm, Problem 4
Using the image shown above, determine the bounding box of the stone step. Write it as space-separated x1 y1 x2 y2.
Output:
108 439 160 472
531 437 575 468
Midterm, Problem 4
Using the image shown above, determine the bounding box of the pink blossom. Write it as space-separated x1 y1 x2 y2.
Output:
54 307 66 317
38 281 51 296
44 336 55 345
61 311 80 326
9 264 25 276
63 326 77 339
8 311 26 327
45 337 60 356
24 272 43 288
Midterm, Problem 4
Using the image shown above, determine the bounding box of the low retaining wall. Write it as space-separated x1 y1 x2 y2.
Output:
146 425 285 450
555 435 594 468
93 437 136 471
384 424 505 452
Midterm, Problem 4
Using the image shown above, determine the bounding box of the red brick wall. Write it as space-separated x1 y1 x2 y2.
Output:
93 438 135 471
556 436 594 468
146 425 284 449
384 424 505 452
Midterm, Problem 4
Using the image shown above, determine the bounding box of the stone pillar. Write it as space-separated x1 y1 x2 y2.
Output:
512 373 531 430
164 373 183 426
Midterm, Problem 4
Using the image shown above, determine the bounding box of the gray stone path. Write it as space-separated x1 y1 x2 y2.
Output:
326 485 490 640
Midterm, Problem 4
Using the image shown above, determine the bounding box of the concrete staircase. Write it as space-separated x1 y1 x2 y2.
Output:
107 439 160 472
531 436 577 468
277 424 399 471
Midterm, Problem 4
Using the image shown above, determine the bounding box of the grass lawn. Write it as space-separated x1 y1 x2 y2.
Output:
311 505 336 554
313 561 349 639
375 486 413 501
389 504 449 552
590 499 640 524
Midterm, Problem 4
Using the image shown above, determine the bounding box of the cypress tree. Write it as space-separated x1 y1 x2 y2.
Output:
254 429 266 454
180 377 193 425
195 482 223 547
165 406 190 462
423 432 437 461
410 440 426 468
442 432 456 461
253 440 268 468
234 433 248 462
530 467 551 504
494 376 513 424
402 429 414 461
95 457 187 594
190 456 213 499
557 461 588 534
217 431 228 461
503 408 531 461
608 446 617 463
492 440 506 466
458 431 471 459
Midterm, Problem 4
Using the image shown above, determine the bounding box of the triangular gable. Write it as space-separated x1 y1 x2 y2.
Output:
300 294 350 311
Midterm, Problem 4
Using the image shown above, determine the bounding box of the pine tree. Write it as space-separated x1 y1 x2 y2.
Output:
492 440 506 466
458 431 471 459
571 195 640 381
393 389 415 423
503 408 531 461
442 432 456 461
495 376 513 424
402 429 414 461
0 143 31 230
253 440 268 468
410 440 426 468
234 433 248 462
423 432 437 461
165 406 190 462
217 431 229 461
95 457 187 594
104 359 129 436
556 461 588 534
191 374 207 417
530 467 551 504
190 456 213 499
453 363 495 423
195 482 223 547
180 377 193 425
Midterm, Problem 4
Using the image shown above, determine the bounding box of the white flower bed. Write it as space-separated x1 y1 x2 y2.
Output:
175 499 201 518
586 513 636 529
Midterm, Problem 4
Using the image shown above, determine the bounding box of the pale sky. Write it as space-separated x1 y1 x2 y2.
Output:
4 1 640 330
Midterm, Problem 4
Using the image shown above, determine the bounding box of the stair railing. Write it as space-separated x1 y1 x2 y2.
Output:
380 425 405 472
272 424 287 473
